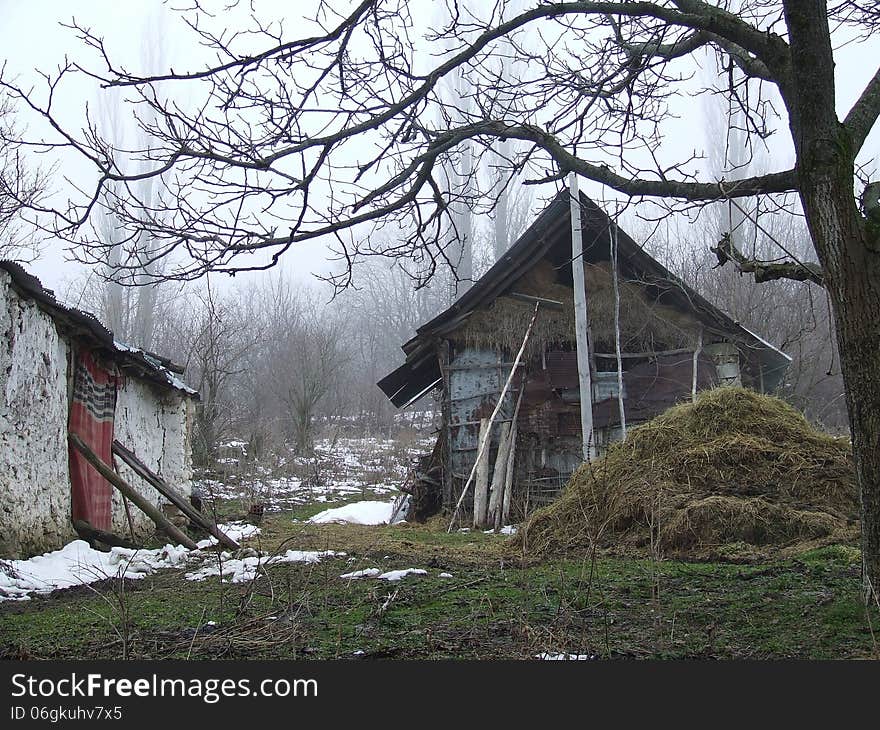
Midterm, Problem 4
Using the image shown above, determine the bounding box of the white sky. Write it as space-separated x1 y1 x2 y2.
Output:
1 0 879 295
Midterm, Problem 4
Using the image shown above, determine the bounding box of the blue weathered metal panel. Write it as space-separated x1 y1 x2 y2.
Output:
447 347 514 479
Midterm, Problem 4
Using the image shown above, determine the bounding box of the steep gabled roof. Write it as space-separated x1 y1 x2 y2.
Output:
0 260 198 398
378 188 790 408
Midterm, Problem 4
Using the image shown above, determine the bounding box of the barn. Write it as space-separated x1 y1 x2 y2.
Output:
378 189 791 525
0 261 198 558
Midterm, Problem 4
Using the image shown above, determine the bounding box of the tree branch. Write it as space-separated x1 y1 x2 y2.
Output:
710 232 825 287
844 63 880 154
480 121 798 200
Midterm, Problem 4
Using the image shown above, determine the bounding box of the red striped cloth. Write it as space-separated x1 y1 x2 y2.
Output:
68 350 118 531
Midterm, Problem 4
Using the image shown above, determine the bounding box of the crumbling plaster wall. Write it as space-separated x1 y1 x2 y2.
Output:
0 271 74 558
0 268 195 558
113 378 193 540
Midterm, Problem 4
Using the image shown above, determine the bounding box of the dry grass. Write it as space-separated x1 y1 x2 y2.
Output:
454 260 699 355
516 387 858 559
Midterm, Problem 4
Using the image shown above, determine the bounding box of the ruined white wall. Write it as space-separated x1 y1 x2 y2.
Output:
0 269 195 558
113 378 193 540
0 271 75 558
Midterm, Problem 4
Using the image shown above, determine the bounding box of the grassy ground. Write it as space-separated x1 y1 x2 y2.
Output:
2 509 878 660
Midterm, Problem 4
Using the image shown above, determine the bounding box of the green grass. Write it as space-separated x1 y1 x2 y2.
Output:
2 516 877 660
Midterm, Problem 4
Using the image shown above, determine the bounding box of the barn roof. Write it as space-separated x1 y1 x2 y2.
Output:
0 260 198 398
378 188 790 407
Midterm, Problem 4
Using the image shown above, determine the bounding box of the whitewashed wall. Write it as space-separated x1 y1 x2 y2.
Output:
0 272 74 557
0 269 194 558
113 378 193 539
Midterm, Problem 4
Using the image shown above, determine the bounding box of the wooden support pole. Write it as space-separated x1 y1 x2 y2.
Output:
569 173 596 461
501 420 517 527
68 433 199 550
501 385 524 527
487 422 511 530
447 303 541 532
610 207 627 439
112 440 239 550
472 419 491 529
692 327 704 402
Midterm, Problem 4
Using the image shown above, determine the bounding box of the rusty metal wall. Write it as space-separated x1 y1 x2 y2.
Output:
441 344 724 515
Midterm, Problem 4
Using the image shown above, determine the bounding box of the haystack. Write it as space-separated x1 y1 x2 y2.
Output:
517 388 857 558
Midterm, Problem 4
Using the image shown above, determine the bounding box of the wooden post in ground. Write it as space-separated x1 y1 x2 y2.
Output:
447 303 542 532
473 418 492 529
501 420 517 527
68 433 198 550
501 384 525 526
569 173 596 461
487 422 511 530
610 208 627 439
692 327 704 402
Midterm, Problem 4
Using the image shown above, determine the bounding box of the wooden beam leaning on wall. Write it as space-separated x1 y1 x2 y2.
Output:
473 419 492 529
447 302 542 532
112 440 240 551
68 433 199 550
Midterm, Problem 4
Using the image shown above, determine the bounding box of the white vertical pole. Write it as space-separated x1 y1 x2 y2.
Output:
569 173 596 461
692 326 704 402
610 207 627 439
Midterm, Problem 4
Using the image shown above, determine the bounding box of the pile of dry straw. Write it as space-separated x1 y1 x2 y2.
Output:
517 388 858 559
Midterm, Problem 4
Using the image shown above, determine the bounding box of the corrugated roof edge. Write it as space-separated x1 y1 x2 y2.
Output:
0 260 199 399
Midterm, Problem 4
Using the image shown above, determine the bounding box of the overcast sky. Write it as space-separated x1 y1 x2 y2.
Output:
2 1 879 295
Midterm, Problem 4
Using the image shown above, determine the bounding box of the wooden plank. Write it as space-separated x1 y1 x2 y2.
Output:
487 422 511 530
594 347 693 359
505 292 565 310
112 440 240 551
447 302 542 532
502 385 525 527
472 419 491 529
68 433 198 550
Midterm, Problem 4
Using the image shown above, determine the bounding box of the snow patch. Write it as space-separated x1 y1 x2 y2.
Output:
185 550 342 584
307 500 395 526
378 568 428 582
0 521 334 601
340 568 381 580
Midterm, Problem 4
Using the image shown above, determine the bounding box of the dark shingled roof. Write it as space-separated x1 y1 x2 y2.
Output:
378 188 790 407
0 260 198 399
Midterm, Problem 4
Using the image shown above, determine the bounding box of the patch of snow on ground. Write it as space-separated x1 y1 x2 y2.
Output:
482 525 518 535
340 568 382 579
185 550 342 584
0 541 191 601
537 653 596 661
308 500 395 525
0 521 336 601
196 521 260 549
378 568 428 581
439 572 453 578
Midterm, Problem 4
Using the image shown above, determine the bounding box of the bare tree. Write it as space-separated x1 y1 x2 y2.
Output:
93 12 169 349
0 98 44 259
251 278 349 455
168 281 263 467
5 1 880 595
